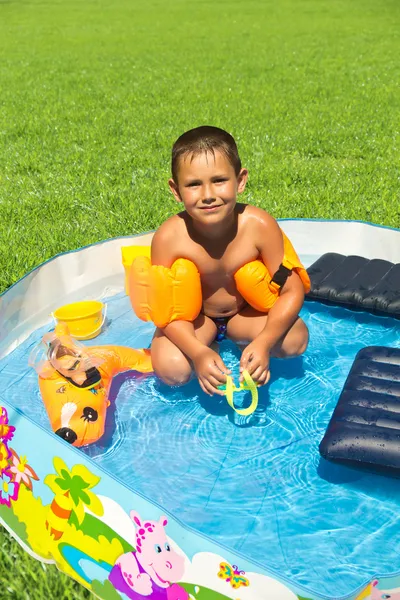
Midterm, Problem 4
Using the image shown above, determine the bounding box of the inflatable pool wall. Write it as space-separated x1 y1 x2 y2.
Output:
2 399 400 600
1 221 400 600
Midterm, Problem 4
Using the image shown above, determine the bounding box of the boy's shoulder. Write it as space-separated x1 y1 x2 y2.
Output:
240 204 279 231
151 213 189 263
153 212 187 240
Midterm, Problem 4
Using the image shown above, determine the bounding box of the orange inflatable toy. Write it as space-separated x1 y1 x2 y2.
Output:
127 230 310 326
30 324 153 447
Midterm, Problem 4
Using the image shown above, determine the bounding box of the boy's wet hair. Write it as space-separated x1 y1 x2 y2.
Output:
171 125 241 182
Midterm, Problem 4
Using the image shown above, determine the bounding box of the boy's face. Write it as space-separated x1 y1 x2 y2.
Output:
169 150 248 226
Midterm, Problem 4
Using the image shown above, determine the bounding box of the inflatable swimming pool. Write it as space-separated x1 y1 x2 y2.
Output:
0 220 400 600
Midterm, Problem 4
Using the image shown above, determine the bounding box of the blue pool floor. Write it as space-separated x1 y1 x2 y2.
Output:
1 293 400 598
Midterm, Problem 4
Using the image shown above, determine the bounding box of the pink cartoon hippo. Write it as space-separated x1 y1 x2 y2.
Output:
109 511 189 600
371 579 400 599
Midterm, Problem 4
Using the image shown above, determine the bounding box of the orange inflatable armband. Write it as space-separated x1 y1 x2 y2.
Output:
129 256 202 328
234 231 311 312
121 245 151 294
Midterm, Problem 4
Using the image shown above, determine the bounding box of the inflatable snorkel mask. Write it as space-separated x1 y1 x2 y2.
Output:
45 337 103 390
29 324 104 381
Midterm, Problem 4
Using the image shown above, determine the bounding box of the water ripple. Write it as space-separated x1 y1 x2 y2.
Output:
1 294 400 597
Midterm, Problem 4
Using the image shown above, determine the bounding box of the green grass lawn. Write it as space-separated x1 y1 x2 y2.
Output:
0 0 399 596
0 527 91 599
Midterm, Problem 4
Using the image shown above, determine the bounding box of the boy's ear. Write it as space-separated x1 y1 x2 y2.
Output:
168 178 182 203
237 168 248 194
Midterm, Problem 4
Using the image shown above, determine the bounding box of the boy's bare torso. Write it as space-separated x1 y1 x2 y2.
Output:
161 204 263 318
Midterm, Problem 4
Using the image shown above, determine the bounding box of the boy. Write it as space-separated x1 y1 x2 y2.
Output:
150 126 308 396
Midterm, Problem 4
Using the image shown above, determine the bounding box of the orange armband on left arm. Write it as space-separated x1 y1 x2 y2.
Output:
234 232 311 313
128 256 202 328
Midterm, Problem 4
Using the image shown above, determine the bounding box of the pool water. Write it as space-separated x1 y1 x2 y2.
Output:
1 293 400 598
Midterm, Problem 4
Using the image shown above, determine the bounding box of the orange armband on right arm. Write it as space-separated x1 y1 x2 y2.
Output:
234 231 311 312
128 256 202 329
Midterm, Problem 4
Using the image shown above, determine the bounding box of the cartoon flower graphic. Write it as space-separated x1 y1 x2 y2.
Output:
0 442 11 473
0 407 15 444
9 449 39 490
0 469 19 507
0 425 15 444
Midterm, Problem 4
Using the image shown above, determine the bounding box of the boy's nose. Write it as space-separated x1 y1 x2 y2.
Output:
200 182 216 202
202 195 216 204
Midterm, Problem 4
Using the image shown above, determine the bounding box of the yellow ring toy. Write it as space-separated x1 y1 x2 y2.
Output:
219 370 259 416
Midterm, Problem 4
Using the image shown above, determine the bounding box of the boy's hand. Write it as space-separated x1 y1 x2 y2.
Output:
240 339 271 386
192 348 231 396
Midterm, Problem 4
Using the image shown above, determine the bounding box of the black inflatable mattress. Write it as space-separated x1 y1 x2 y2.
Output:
319 346 400 473
306 253 400 317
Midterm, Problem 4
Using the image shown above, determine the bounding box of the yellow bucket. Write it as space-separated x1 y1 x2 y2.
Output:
121 245 151 295
52 300 106 340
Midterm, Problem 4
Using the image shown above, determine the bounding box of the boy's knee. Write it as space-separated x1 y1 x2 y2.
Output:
276 324 309 358
291 334 308 357
154 356 192 387
159 371 192 387
275 340 307 359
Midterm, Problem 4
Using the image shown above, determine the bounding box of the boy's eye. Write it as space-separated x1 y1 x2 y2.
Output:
214 178 228 183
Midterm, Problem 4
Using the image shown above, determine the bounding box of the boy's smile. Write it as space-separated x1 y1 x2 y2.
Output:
168 150 248 231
